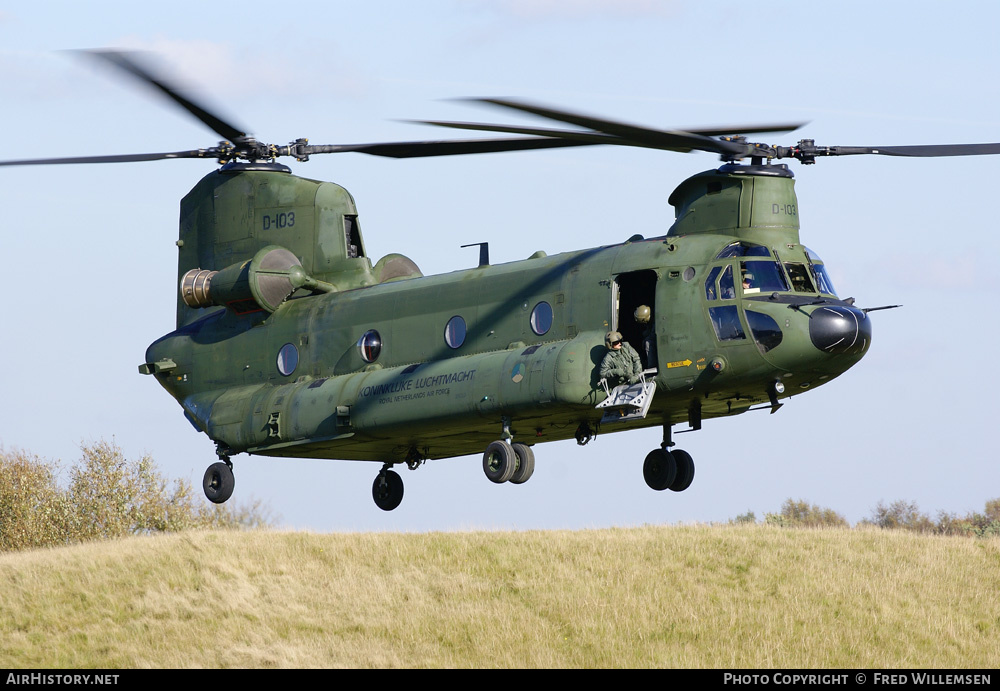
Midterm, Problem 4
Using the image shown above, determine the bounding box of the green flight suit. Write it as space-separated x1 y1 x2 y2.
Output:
599 342 644 387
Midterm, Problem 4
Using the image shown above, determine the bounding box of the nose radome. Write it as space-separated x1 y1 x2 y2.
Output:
808 305 872 355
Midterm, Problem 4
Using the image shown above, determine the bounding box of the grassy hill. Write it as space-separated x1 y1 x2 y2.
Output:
1 525 998 668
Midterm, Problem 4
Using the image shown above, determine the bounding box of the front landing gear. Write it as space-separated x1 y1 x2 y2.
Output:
509 443 535 484
373 464 404 511
484 440 516 483
670 449 695 492
642 448 696 492
483 440 535 485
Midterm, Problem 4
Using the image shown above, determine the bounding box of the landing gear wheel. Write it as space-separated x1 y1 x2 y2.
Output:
483 440 517 484
509 443 535 484
669 449 695 492
203 462 235 504
372 469 404 511
643 449 677 491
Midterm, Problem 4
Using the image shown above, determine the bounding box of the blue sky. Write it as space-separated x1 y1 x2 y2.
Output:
1 1 998 531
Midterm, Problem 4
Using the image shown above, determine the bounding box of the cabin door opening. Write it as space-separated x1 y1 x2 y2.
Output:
613 269 658 370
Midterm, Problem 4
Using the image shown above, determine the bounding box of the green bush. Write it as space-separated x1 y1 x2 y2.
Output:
764 498 849 529
863 500 936 533
733 498 1000 538
1 441 271 552
0 449 73 552
931 499 1000 538
862 499 1000 537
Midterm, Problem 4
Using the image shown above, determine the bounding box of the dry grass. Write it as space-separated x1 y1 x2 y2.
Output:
1 525 998 668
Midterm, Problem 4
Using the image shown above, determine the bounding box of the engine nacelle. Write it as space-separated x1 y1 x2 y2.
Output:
180 245 332 314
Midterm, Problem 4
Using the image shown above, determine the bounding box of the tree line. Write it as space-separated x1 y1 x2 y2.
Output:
733 497 1000 537
1 441 271 552
2 442 997 553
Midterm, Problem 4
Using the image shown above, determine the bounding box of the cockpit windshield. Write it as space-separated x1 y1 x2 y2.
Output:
740 260 789 294
783 263 816 292
716 242 771 259
704 245 837 302
803 247 838 296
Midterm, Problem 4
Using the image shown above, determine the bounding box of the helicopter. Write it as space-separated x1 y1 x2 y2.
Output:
5 51 1000 512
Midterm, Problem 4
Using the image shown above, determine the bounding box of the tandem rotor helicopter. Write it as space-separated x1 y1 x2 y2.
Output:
6 51 1000 512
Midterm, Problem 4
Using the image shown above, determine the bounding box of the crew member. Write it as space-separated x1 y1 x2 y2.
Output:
600 330 643 387
634 305 658 369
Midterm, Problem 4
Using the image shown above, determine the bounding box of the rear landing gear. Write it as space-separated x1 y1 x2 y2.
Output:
203 460 235 504
370 448 425 511
373 464 404 511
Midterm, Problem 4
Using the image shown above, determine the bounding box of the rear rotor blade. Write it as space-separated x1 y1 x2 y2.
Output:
0 137 599 168
83 50 247 143
0 149 217 167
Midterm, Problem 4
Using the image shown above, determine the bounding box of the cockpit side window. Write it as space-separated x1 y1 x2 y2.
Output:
705 266 722 300
745 310 783 352
709 305 745 341
810 265 837 296
720 265 735 299
803 246 838 296
344 215 364 258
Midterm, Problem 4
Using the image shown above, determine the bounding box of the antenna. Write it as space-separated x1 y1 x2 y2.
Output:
461 242 490 267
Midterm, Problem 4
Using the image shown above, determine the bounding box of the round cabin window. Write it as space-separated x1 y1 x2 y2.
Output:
277 343 299 376
530 301 553 335
445 316 466 349
358 330 382 362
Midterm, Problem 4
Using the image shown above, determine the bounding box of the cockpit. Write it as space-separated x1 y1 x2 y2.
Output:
703 241 844 353
705 242 837 299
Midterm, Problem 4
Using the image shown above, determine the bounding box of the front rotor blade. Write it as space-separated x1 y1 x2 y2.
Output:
0 149 216 166
852 143 1000 157
305 137 597 158
421 113 808 154
780 141 1000 162
470 98 754 156
686 123 808 137
83 50 247 143
409 121 639 148
417 116 734 154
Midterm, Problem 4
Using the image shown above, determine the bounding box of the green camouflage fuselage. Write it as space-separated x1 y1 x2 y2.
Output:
142 162 870 462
